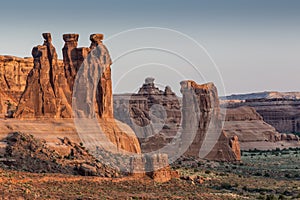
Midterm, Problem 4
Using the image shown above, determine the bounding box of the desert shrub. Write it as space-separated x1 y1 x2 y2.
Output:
284 174 292 178
266 194 277 200
278 194 287 200
254 172 263 176
220 182 233 190
275 148 281 152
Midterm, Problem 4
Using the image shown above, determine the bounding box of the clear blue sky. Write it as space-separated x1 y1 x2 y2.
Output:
0 0 299 95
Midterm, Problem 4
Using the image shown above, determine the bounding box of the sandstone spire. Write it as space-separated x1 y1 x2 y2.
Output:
180 80 240 161
14 33 72 118
90 34 113 119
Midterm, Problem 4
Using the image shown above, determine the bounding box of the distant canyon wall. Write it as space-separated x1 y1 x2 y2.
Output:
223 97 300 134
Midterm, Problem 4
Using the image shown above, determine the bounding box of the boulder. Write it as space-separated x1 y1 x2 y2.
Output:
129 153 174 183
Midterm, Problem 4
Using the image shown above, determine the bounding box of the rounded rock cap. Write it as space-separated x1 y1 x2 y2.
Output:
63 33 79 42
42 33 52 41
145 77 155 84
90 34 104 43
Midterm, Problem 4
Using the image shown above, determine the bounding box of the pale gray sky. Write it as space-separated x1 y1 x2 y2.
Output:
0 0 299 96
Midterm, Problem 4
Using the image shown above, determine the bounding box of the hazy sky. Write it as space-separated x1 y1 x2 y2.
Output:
0 0 299 96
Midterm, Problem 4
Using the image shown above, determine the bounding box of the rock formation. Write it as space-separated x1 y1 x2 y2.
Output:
0 56 35 116
115 79 240 161
180 81 240 161
245 99 300 134
0 56 34 101
8 33 141 154
223 106 299 150
14 33 72 118
91 34 113 119
222 92 300 134
114 78 181 152
229 135 241 161
223 106 282 142
129 153 174 182
62 33 81 91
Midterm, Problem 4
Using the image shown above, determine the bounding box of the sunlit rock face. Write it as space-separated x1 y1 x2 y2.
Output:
14 33 72 118
4 33 141 154
0 55 38 117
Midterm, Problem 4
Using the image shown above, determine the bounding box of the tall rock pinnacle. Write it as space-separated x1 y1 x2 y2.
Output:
14 33 72 118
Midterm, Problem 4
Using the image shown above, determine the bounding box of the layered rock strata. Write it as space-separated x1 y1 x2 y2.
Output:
222 92 300 134
223 106 299 150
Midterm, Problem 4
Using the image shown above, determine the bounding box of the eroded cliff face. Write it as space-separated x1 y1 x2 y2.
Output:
180 80 240 161
223 106 282 142
244 99 300 134
0 56 33 99
222 93 300 134
0 55 65 116
0 56 33 116
222 105 299 150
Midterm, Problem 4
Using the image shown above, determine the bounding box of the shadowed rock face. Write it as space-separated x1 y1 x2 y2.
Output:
114 78 181 153
62 33 80 91
14 33 73 118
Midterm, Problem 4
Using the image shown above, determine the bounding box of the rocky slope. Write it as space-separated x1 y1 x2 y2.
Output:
1 132 119 177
